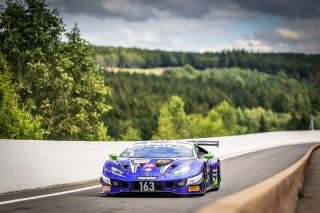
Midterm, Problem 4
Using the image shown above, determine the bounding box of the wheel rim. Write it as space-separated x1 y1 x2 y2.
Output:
202 167 207 192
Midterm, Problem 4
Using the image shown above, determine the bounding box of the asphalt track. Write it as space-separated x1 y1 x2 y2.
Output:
0 143 315 213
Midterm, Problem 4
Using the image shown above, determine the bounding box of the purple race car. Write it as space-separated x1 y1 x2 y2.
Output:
100 140 221 195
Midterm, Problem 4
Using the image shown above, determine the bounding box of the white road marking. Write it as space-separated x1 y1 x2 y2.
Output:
0 185 100 206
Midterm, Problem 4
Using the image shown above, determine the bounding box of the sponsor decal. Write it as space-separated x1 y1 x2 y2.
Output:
156 159 171 164
134 159 150 164
188 179 195 184
139 142 192 149
143 163 156 168
144 143 176 147
137 176 157 180
156 159 172 167
145 168 152 172
103 185 111 192
188 186 200 192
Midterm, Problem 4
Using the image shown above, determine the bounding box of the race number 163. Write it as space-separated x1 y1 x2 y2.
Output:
139 182 155 191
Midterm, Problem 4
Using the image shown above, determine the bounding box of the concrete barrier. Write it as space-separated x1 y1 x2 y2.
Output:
197 143 320 213
0 130 319 194
0 140 133 194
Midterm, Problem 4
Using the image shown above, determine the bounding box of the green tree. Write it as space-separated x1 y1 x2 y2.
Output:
188 111 226 138
206 109 227 136
314 113 320 130
237 107 261 133
0 0 64 92
155 96 189 139
0 0 112 140
103 66 317 139
121 127 141 141
0 54 43 139
46 25 111 140
259 115 267 132
214 101 238 135
238 107 291 133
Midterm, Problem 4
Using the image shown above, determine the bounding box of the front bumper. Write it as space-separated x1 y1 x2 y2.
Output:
100 177 205 195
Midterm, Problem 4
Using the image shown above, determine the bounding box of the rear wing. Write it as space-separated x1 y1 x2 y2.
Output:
188 140 219 147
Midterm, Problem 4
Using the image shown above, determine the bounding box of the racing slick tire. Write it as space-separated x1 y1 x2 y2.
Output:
199 166 207 196
213 163 221 191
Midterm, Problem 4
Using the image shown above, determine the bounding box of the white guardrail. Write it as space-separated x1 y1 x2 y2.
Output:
0 130 319 194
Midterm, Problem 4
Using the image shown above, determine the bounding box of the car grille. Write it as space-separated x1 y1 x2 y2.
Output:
164 181 174 188
110 180 130 189
120 181 129 189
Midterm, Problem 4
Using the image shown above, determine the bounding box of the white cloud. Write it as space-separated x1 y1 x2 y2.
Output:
61 12 229 51
120 27 177 48
200 39 272 53
275 28 305 40
55 2 319 53
271 42 320 54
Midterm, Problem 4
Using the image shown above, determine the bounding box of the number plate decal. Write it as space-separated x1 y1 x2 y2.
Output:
188 186 200 192
103 185 111 192
139 182 155 191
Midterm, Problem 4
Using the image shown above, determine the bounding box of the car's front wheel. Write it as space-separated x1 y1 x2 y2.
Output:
213 163 221 191
199 166 207 196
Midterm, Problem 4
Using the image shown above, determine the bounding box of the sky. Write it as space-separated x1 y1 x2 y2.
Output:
2 0 320 53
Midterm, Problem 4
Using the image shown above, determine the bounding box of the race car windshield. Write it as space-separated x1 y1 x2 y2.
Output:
120 144 194 158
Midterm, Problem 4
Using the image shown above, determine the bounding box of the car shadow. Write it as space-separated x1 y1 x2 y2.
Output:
98 192 201 198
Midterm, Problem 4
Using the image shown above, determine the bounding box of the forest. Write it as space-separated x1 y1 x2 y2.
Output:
103 66 319 140
92 46 320 140
1 0 319 141
93 46 320 83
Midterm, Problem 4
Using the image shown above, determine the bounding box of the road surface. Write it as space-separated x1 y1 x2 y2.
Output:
0 144 315 213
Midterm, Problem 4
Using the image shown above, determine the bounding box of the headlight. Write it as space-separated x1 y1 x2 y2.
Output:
112 167 124 176
173 166 190 175
187 173 203 186
101 174 111 185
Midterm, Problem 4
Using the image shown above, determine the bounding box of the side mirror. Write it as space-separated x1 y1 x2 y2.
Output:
203 153 214 159
109 154 118 159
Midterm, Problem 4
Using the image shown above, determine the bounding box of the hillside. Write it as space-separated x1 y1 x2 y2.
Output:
102 66 320 139
93 46 320 83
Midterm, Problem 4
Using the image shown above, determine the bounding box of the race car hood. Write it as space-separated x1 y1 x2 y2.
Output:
121 158 188 174
103 157 202 181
